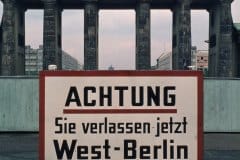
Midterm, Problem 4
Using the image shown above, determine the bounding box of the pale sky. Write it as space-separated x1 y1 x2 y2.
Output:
0 1 239 69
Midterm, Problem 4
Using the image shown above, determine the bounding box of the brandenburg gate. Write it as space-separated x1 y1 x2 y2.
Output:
0 0 237 77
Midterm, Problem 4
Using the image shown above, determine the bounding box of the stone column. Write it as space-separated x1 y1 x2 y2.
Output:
172 0 192 70
208 0 235 77
136 1 151 70
1 0 25 75
43 0 62 70
84 2 98 70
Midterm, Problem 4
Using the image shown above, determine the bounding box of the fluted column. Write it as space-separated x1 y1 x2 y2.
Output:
208 0 235 77
1 0 25 75
136 1 151 70
172 0 192 70
43 0 62 70
84 2 98 70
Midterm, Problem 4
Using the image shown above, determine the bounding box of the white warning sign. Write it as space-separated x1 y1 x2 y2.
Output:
39 71 203 160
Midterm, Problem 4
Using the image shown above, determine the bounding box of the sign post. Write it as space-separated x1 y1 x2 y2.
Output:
40 71 203 160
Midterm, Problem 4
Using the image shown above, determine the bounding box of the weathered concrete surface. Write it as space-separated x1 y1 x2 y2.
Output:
0 77 38 131
84 2 98 70
204 78 240 132
0 133 239 160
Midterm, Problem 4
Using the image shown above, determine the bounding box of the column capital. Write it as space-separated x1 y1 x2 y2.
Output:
84 2 98 11
42 0 63 11
136 0 151 9
171 0 191 12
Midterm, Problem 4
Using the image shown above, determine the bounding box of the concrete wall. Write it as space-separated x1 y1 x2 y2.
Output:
0 77 38 131
0 77 240 132
204 78 240 132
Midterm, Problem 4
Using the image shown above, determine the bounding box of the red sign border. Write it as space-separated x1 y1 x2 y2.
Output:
39 70 203 160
